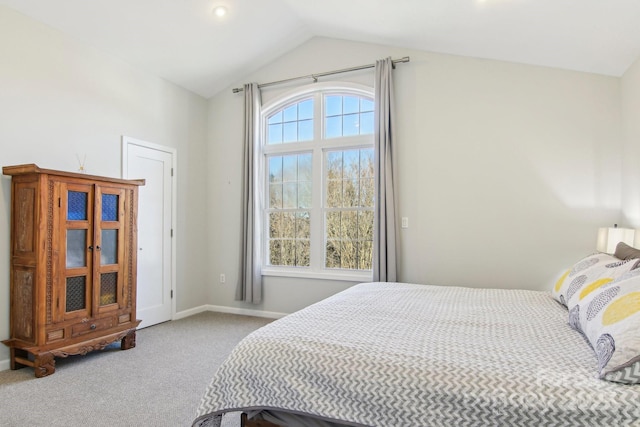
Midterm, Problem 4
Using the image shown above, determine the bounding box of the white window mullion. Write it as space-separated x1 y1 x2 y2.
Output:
310 145 324 272
262 151 270 268
309 93 324 272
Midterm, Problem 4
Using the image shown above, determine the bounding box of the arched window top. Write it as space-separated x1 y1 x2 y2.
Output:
262 82 374 146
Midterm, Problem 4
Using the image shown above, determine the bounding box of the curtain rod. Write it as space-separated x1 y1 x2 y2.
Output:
232 56 410 93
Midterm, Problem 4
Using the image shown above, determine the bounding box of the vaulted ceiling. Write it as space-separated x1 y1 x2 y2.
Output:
2 0 640 98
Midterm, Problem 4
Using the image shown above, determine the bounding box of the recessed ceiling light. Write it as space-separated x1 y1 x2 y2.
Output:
213 5 227 17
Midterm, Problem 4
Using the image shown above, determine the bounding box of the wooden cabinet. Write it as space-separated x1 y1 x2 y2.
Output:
2 164 144 377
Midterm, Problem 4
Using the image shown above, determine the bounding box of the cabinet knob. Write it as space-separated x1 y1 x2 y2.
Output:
88 246 93 250
90 324 96 330
96 245 101 251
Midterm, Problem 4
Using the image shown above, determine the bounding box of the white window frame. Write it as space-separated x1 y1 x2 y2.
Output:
260 82 374 282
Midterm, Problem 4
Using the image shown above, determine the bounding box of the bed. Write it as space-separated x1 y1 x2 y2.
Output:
192 281 640 427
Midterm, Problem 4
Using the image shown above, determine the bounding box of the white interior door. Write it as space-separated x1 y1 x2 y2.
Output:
123 137 175 328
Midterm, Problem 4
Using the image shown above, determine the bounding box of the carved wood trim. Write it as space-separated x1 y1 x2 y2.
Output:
49 329 133 358
46 179 54 324
127 189 134 308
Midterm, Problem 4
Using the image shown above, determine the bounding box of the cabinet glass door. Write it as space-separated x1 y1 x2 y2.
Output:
96 188 125 310
61 185 93 319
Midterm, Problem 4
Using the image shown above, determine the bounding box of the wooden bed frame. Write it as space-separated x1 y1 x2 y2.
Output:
241 413 280 427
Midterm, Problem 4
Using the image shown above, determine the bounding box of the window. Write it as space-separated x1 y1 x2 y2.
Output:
261 83 374 280
325 148 374 270
267 153 312 267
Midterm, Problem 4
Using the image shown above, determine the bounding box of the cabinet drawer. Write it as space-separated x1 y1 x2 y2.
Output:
71 317 114 338
46 329 65 343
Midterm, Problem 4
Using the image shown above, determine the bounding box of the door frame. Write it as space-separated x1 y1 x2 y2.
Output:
121 135 177 324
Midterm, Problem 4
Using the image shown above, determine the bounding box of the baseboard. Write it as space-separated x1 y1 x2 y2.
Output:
0 358 10 372
206 304 287 319
173 304 213 320
174 305 287 320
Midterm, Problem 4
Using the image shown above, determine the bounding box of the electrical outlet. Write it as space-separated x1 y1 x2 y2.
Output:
220 273 226 284
401 217 409 229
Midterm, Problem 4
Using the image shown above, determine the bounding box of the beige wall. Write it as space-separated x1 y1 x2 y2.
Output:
207 37 624 314
621 57 640 229
0 6 209 364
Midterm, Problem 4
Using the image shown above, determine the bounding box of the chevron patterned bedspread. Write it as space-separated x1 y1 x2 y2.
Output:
193 282 640 427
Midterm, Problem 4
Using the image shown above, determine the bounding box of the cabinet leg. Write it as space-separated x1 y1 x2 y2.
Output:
9 348 28 370
34 353 55 378
121 330 136 350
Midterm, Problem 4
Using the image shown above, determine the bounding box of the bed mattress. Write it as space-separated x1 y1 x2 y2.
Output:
193 282 640 426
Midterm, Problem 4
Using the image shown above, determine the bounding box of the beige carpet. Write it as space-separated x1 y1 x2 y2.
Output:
0 312 272 427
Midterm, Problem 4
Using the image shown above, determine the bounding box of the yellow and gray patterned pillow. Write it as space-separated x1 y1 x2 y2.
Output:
551 253 632 307
569 269 640 383
565 258 640 311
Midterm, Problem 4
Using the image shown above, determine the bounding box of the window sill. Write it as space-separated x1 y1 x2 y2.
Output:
262 268 372 283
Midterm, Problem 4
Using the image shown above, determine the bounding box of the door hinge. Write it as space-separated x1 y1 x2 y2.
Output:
171 168 174 177
170 229 173 238
170 289 174 299
58 198 61 208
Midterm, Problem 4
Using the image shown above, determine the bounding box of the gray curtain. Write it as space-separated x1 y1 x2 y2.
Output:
236 83 263 303
373 57 398 282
